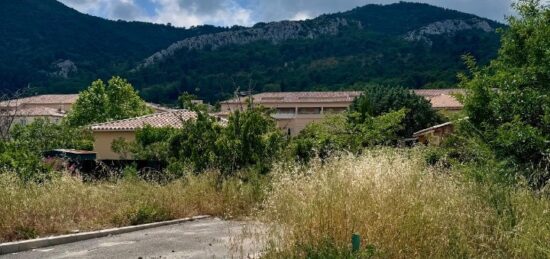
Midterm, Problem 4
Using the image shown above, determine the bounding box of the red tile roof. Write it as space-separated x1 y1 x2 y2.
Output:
413 89 465 97
17 107 67 117
91 110 197 132
221 89 464 109
428 94 463 110
221 91 363 104
0 94 79 107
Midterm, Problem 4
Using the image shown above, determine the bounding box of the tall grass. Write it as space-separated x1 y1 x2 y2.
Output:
0 172 264 242
261 148 550 258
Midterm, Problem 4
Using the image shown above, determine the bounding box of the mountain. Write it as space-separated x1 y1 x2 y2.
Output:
0 1 504 103
0 0 226 93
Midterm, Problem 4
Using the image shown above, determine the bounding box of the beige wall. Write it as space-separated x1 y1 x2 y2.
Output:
92 131 136 160
221 101 351 136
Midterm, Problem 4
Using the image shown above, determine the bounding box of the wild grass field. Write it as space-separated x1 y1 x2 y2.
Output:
2 148 550 258
259 148 550 258
0 172 264 242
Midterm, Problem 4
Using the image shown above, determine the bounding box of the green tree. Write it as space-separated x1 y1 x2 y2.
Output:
11 119 93 152
1 119 94 182
216 106 284 174
291 110 406 163
65 76 153 126
349 85 443 137
168 111 221 173
459 0 550 186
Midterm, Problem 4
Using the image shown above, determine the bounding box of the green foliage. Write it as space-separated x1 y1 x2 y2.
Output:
169 112 221 173
0 119 93 182
0 0 225 93
291 115 351 163
459 0 550 187
10 119 93 152
0 141 50 182
349 109 407 148
291 110 406 163
0 1 501 103
112 126 179 161
349 86 444 137
216 108 285 174
122 106 284 176
65 76 153 126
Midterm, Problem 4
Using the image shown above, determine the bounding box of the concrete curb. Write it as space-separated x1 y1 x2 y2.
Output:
0 215 211 255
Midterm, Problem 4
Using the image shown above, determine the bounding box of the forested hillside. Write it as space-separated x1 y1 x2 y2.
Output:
0 1 503 103
0 0 225 93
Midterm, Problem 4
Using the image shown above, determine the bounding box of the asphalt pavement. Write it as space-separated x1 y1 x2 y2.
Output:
1 218 263 259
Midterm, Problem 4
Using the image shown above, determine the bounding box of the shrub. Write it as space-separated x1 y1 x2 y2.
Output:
349 85 443 137
290 110 406 163
459 0 550 187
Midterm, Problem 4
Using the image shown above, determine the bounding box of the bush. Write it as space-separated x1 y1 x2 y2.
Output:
0 119 93 182
290 110 406 163
459 0 550 187
349 85 444 137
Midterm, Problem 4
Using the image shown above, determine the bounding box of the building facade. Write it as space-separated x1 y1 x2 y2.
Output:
220 90 464 136
0 94 175 126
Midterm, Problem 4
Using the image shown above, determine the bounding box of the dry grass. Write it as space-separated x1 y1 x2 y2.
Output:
260 148 550 258
0 172 263 242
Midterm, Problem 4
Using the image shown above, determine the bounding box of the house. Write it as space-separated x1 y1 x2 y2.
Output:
219 89 463 136
0 94 79 125
0 94 174 126
90 110 197 160
220 91 363 136
413 122 455 146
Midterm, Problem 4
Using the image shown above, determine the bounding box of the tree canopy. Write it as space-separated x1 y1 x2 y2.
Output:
349 85 443 137
459 0 550 186
65 76 153 126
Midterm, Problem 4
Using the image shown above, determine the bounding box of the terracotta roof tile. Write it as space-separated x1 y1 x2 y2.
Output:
428 94 463 109
413 89 465 97
0 94 79 107
16 107 67 117
221 91 363 104
220 89 464 110
91 110 197 131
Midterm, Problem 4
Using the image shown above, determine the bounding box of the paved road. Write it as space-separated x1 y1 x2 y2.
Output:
2 218 263 259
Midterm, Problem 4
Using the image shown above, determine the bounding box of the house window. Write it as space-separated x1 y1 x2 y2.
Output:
324 107 347 114
298 107 321 114
276 108 295 114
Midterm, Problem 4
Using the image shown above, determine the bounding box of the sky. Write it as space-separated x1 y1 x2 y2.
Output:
58 0 517 28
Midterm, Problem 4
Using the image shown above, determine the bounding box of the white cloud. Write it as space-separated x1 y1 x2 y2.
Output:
151 0 253 27
60 0 148 21
59 0 517 27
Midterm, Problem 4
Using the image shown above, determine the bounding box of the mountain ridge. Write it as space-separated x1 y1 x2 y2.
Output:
0 1 504 103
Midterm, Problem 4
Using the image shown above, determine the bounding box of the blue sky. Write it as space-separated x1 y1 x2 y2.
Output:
58 0 517 27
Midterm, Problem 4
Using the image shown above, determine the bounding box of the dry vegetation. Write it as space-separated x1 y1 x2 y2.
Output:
260 148 550 258
0 172 264 242
2 148 550 258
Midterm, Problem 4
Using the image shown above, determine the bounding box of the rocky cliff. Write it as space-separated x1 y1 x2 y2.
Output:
404 18 495 46
138 17 361 69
